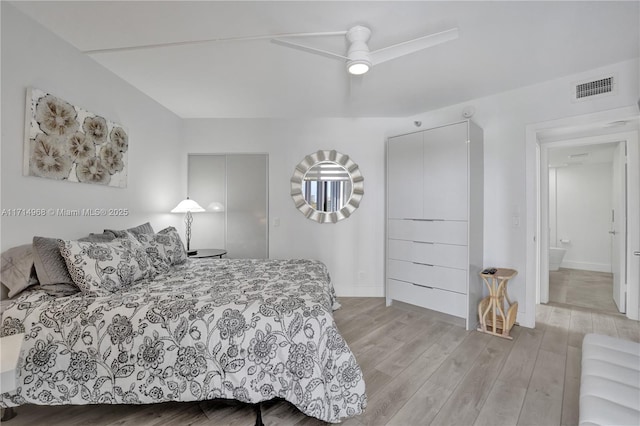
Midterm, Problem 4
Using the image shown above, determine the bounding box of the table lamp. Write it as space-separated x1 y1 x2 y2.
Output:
171 197 205 253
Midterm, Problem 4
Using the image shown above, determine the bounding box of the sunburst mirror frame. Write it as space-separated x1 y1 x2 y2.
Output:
290 150 364 223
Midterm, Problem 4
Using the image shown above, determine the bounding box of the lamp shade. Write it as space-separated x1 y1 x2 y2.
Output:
171 198 205 213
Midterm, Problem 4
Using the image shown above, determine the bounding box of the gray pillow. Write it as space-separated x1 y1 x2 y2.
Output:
1 244 38 298
78 232 116 243
32 236 75 288
105 222 154 239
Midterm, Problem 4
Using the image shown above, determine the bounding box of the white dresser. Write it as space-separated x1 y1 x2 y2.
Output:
386 120 483 330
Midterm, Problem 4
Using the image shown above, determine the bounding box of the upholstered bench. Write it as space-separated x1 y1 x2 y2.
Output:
579 333 640 426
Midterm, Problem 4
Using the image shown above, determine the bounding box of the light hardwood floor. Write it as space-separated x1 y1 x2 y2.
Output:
7 298 640 426
549 268 619 314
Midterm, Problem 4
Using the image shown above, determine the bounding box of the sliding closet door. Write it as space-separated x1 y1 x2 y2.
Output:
187 154 268 259
188 155 226 250
226 154 268 259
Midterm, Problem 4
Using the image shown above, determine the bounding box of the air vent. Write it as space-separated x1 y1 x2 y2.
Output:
575 76 614 100
568 152 589 159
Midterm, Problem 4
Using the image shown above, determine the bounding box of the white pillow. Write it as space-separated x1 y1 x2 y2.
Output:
58 236 154 295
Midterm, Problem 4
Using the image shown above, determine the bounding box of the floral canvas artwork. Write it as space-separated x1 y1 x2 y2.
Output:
23 88 128 187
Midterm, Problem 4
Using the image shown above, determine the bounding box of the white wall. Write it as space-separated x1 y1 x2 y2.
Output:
182 118 404 297
551 164 613 272
403 58 638 326
1 5 184 252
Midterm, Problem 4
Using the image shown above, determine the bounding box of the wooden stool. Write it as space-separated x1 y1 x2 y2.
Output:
478 268 518 339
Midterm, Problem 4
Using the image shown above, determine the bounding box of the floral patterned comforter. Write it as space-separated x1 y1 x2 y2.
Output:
0 259 366 423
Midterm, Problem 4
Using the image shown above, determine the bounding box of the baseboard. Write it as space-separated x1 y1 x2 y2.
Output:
561 260 611 273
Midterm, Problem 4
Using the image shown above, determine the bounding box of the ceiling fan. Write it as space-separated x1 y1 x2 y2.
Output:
272 26 459 75
84 25 459 76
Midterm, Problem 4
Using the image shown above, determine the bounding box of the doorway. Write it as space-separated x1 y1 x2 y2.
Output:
546 141 623 315
523 106 640 328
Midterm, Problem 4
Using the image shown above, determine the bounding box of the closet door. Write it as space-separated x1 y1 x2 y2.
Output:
188 154 268 259
423 122 468 220
226 154 268 259
387 132 423 219
188 155 226 250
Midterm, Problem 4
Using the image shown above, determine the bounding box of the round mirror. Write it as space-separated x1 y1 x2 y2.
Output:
291 150 364 223
302 161 353 212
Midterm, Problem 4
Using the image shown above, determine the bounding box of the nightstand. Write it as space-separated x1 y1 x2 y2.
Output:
1 333 24 421
188 249 227 259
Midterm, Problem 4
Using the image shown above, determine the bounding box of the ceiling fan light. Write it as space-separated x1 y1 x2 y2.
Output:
347 60 370 75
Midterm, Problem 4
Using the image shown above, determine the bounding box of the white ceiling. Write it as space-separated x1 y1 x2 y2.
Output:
11 1 640 118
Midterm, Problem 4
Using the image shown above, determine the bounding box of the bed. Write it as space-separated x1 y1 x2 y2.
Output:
0 228 366 424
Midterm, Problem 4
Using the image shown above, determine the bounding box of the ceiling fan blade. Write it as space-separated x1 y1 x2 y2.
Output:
370 27 458 65
271 38 348 61
84 30 347 55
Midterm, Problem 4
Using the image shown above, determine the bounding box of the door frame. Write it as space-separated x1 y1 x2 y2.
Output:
612 141 627 312
538 133 633 306
525 106 640 328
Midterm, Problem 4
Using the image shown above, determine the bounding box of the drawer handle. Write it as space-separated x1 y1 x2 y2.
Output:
408 219 444 222
412 262 434 267
412 241 435 244
412 283 434 289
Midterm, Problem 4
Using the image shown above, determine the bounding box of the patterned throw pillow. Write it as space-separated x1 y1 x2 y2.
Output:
157 227 187 265
128 231 171 274
58 236 154 295
132 227 187 270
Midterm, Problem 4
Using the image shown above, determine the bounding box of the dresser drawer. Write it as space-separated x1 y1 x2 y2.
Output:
388 219 467 245
387 278 466 318
388 239 468 269
387 259 467 293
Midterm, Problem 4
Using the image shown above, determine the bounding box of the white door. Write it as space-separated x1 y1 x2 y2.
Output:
422 122 469 220
226 154 269 259
611 142 626 313
388 132 424 219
